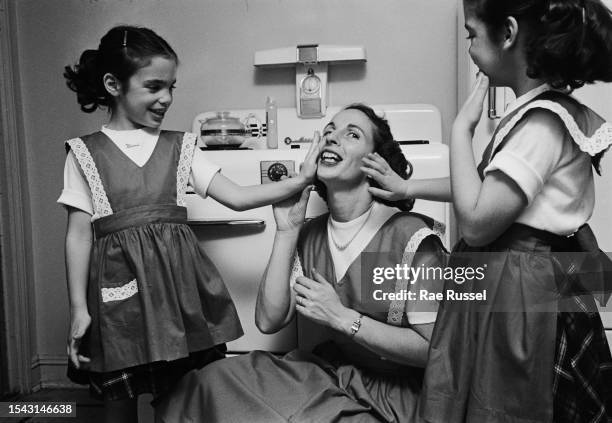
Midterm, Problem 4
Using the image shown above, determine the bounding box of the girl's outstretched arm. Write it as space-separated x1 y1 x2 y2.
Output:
65 207 93 369
451 73 526 246
206 133 323 211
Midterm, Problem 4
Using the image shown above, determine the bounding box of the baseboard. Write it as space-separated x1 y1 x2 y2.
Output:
30 354 80 391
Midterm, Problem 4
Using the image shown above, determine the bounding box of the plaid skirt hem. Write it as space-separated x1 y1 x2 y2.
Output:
70 345 226 402
553 297 612 422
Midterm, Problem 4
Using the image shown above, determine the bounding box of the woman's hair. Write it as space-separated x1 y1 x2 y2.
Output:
64 25 178 113
314 103 414 211
465 0 612 89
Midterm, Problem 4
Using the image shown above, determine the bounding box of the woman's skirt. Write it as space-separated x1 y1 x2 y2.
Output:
155 342 425 423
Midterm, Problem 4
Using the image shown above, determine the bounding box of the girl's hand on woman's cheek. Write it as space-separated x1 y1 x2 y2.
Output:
299 131 323 183
361 153 410 201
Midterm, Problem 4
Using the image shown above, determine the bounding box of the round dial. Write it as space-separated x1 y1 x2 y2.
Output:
301 74 321 95
267 163 289 181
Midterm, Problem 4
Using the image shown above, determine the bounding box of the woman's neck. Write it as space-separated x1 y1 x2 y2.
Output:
326 185 374 222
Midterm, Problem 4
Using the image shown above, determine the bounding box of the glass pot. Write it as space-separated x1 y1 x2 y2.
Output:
200 111 251 146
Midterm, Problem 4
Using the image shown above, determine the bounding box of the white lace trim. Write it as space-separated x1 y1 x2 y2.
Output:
490 100 612 163
386 225 444 326
101 279 138 303
289 252 304 289
67 138 113 219
176 133 197 206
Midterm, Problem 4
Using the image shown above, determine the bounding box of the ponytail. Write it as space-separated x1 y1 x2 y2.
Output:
527 0 612 89
63 49 108 113
63 25 178 113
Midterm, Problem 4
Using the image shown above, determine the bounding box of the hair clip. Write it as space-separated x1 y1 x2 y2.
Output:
122 30 128 48
582 6 586 25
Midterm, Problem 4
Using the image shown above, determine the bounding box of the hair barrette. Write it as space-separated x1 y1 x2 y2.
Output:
122 30 128 48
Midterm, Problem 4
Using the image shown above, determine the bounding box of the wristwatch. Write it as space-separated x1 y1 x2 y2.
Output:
350 314 363 338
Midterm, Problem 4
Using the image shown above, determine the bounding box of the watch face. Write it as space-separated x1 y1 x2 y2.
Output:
302 74 321 95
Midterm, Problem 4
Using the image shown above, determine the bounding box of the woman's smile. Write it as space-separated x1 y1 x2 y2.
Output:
319 149 343 166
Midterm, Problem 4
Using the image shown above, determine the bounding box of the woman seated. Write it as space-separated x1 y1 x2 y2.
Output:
155 103 447 423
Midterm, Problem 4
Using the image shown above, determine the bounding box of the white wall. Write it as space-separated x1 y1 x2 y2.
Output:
13 0 458 387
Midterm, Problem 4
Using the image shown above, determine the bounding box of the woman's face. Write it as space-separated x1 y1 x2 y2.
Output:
317 108 376 187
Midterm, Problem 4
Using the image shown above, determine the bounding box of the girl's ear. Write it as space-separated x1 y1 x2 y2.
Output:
503 16 519 49
103 73 122 97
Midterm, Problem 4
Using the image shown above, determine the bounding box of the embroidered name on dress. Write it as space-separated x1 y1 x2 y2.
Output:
101 279 138 303
490 100 612 163
176 133 197 207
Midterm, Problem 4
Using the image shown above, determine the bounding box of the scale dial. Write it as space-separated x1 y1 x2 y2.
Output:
301 73 321 95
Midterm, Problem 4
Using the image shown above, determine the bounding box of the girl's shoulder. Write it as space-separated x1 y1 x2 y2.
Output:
495 91 612 166
63 130 106 153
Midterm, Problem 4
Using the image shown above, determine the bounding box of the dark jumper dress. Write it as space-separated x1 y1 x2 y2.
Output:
66 130 243 400
420 92 612 423
155 209 447 423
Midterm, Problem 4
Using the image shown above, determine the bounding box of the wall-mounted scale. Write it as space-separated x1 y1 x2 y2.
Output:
254 44 366 118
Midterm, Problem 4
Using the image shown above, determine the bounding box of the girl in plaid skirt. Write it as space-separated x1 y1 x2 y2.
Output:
363 0 612 421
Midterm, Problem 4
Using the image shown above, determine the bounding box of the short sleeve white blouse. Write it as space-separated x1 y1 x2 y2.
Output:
483 86 594 236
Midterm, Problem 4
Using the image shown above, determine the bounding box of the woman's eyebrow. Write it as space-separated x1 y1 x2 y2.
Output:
323 122 335 130
347 124 364 133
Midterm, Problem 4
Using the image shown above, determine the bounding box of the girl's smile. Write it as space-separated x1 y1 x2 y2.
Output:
109 56 177 130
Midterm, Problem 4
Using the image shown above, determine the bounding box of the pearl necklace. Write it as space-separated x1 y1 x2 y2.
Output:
327 203 374 251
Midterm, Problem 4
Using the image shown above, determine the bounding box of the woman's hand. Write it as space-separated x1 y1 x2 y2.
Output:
297 131 323 184
361 153 410 201
273 185 312 232
67 307 91 369
454 72 489 134
293 269 351 331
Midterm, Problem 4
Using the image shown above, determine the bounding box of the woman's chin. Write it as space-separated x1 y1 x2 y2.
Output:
316 164 343 181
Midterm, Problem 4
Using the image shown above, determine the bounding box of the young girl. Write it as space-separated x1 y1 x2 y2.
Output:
363 0 612 421
58 25 321 423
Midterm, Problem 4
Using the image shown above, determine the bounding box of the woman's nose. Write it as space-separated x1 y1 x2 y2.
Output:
325 132 338 145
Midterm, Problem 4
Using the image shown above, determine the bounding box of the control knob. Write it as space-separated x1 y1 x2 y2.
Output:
267 162 289 181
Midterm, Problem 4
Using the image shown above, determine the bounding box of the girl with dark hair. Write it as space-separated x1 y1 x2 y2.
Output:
58 25 321 423
155 104 447 423
364 1 612 421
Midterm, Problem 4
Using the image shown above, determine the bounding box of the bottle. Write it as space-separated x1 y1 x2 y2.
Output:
265 96 278 149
